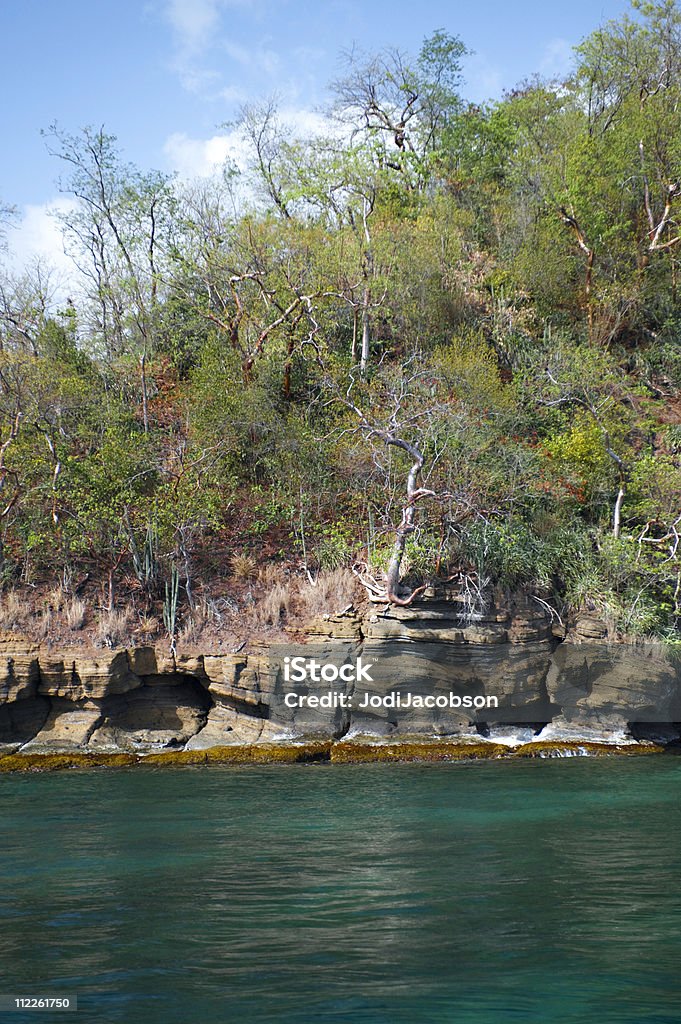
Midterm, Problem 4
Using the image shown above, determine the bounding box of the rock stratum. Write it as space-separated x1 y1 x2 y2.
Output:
0 599 680 764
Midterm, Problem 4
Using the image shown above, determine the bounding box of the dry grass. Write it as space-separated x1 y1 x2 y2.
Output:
0 565 360 648
231 553 258 580
258 563 288 588
177 595 222 645
295 569 358 620
254 583 291 626
0 590 30 630
48 586 67 613
241 567 358 633
178 616 197 646
95 607 133 647
34 608 53 642
178 589 238 643
196 595 225 626
65 597 86 631
178 602 205 646
137 614 160 639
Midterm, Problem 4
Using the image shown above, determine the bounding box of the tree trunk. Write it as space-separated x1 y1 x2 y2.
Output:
140 352 149 434
559 209 594 339
360 210 374 372
351 307 358 364
613 483 625 538
585 248 594 340
384 438 431 606
283 336 295 399
360 286 371 373
385 512 417 604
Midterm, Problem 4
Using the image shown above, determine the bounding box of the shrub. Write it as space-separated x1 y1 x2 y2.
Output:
231 553 258 580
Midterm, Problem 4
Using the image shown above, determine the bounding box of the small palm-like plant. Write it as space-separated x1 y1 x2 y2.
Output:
231 553 258 580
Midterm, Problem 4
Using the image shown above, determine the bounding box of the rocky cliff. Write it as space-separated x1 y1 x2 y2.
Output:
0 597 679 761
0 593 675 761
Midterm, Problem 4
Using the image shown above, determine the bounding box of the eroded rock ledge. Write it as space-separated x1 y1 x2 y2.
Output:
0 599 679 762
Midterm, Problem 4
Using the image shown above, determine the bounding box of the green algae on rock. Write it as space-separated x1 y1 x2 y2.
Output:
330 739 510 763
511 741 666 758
0 742 335 771
0 751 138 772
0 737 671 771
143 741 334 765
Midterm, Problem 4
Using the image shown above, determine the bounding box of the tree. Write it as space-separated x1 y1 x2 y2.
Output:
169 191 323 387
332 30 467 190
480 2 681 339
527 342 640 536
327 353 494 605
236 99 293 219
45 124 175 430
0 201 16 253
0 265 54 355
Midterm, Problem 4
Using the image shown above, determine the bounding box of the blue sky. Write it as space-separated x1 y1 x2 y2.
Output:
1 0 632 271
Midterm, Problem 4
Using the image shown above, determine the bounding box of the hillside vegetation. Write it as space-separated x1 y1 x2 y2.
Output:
0 1 680 647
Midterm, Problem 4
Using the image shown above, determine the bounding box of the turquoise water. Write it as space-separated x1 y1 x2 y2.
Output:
1 760 681 1023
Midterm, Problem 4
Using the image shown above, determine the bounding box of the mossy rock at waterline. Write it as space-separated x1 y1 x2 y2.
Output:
0 751 138 772
511 741 666 758
330 740 510 762
0 742 334 771
142 742 333 765
0 738 671 771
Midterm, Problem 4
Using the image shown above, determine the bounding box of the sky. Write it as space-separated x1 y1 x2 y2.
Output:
0 0 633 280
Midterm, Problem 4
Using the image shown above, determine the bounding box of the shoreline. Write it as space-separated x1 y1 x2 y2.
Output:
0 738 671 772
2 605 681 760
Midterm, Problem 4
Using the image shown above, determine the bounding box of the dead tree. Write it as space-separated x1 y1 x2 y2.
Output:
559 206 594 335
332 365 462 605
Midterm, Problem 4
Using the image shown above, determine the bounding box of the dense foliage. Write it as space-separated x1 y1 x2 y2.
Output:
1 1 680 639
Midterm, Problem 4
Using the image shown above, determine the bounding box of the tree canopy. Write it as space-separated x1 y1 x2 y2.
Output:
1 2 680 643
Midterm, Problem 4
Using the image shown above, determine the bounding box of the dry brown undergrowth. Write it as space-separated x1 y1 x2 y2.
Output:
95 607 134 646
0 567 362 649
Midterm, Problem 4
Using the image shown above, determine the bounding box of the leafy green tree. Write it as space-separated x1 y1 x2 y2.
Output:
332 30 467 190
45 124 175 429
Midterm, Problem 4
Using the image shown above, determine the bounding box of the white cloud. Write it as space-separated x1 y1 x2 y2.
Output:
163 130 249 179
464 53 503 103
163 108 330 181
178 65 223 95
3 199 81 306
279 107 329 137
539 38 574 80
166 0 244 56
292 45 325 65
217 84 249 104
258 47 280 78
222 39 251 66
6 199 76 273
164 0 271 96
217 39 279 83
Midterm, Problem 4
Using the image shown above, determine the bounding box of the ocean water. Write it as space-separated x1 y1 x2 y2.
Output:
0 759 680 1023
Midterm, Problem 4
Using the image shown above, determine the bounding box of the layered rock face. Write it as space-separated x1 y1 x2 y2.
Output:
0 600 679 754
